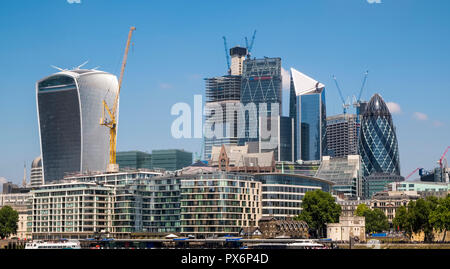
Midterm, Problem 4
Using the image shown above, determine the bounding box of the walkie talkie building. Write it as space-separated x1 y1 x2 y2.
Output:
358 93 401 177
36 69 118 183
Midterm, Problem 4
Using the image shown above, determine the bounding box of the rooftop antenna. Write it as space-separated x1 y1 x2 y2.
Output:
50 65 67 72
75 60 89 70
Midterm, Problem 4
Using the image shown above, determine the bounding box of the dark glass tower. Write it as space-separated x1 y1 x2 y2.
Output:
238 57 282 145
37 69 118 182
359 94 401 177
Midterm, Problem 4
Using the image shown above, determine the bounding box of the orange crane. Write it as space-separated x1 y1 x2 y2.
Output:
439 146 450 168
405 167 422 180
101 26 136 171
439 146 450 181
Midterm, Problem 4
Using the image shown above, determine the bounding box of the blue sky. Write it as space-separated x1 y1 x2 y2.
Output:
0 0 449 184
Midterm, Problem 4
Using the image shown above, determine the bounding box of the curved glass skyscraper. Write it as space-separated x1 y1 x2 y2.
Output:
359 93 401 177
36 69 118 183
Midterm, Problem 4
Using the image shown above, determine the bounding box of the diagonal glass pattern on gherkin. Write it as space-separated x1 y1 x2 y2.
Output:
358 94 401 177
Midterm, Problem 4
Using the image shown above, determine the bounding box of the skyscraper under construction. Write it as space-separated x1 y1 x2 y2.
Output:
204 75 242 159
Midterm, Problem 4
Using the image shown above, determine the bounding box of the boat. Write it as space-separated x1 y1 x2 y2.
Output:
25 240 81 249
248 240 325 249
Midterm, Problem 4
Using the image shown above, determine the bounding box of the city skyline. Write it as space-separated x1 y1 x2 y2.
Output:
1 0 450 183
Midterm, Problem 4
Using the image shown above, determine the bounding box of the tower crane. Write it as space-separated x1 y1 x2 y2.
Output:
332 75 351 114
405 167 423 180
245 30 257 58
353 70 369 109
100 26 136 172
222 36 231 74
439 146 450 182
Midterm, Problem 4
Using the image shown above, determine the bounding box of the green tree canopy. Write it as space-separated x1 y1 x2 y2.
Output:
393 205 409 234
294 190 341 238
429 195 450 242
393 196 447 242
355 203 370 217
410 198 437 242
356 205 389 234
0 206 19 239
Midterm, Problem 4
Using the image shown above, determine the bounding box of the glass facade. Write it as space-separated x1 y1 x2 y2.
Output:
278 116 294 162
290 68 327 162
238 57 282 146
37 70 118 182
316 155 362 198
363 172 404 199
151 149 193 171
296 89 327 161
113 176 181 235
254 173 333 219
179 172 261 238
116 151 152 170
358 94 401 177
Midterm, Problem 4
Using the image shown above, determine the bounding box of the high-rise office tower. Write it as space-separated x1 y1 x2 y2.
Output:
257 115 295 162
326 114 358 158
37 69 118 182
290 68 327 161
359 93 401 177
239 57 282 147
204 75 241 159
30 156 43 187
229 46 247 76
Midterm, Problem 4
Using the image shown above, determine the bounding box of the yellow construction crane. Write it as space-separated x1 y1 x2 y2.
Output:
101 26 136 172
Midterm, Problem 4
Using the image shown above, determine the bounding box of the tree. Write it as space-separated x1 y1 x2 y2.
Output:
411 198 436 242
294 190 341 238
0 206 19 239
355 205 389 234
355 203 370 217
430 195 450 242
393 205 411 236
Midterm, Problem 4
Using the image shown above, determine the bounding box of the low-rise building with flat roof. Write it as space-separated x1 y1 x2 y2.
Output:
370 191 420 224
327 216 366 242
209 144 275 173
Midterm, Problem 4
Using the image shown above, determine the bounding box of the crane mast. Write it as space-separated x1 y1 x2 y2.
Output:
101 26 136 172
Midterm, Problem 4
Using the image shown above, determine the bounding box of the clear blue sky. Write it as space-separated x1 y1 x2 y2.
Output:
0 0 449 184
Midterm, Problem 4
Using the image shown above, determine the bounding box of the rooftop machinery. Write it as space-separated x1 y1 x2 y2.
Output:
100 26 136 172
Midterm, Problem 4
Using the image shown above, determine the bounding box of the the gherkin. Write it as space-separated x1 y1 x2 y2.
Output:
358 94 401 177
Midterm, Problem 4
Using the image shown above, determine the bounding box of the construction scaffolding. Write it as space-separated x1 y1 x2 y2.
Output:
205 75 241 103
